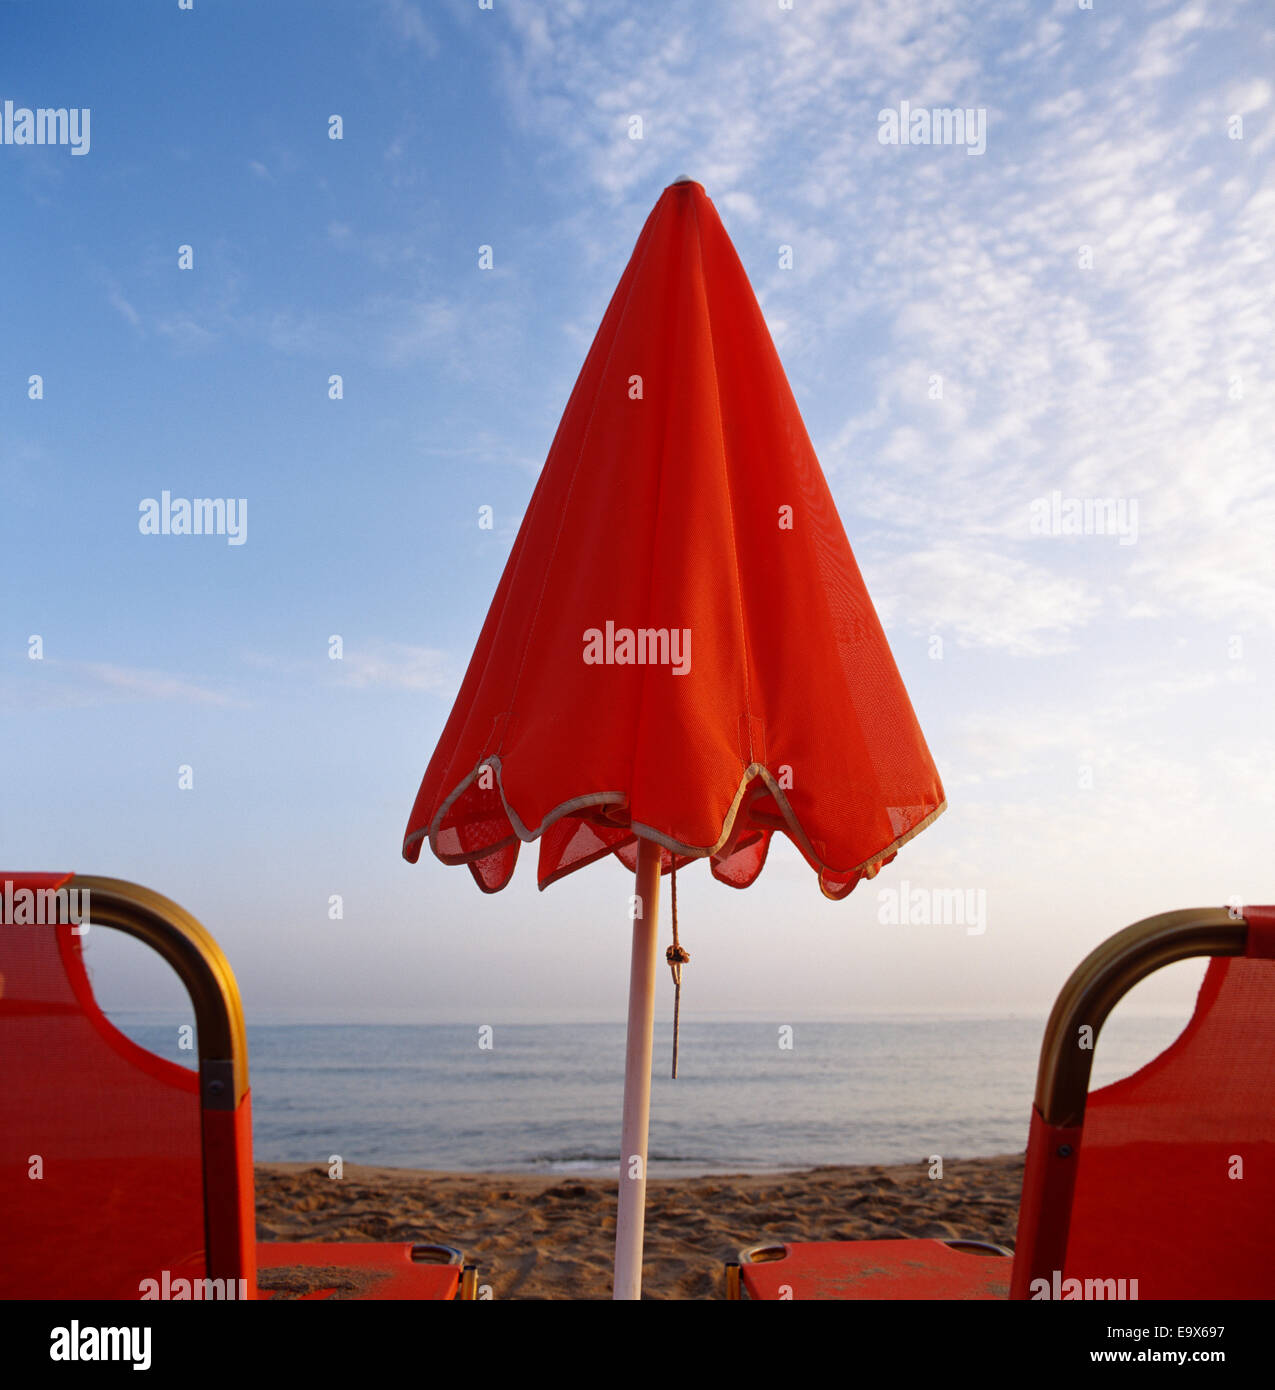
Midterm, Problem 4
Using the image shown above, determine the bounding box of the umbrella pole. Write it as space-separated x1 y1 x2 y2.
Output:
613 834 662 1300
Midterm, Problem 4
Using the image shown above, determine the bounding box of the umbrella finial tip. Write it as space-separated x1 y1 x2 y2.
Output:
671 173 695 185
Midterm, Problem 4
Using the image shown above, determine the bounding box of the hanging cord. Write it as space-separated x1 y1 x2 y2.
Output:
665 856 690 1078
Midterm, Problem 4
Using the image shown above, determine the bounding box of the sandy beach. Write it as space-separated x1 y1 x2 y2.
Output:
256 1153 1024 1299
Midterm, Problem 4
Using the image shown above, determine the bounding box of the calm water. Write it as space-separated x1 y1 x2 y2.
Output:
114 1016 1188 1176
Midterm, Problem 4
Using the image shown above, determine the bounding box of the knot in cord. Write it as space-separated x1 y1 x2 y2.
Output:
666 857 688 1078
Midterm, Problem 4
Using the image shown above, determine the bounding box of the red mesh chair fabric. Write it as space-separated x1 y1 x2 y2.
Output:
739 1239 1011 1301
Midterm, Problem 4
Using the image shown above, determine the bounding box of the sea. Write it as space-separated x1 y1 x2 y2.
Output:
112 1013 1191 1177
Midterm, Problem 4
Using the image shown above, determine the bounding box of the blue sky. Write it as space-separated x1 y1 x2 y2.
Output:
2 0 1272 1026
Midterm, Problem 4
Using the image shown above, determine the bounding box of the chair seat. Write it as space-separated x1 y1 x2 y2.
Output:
256 1242 462 1301
740 1239 1011 1301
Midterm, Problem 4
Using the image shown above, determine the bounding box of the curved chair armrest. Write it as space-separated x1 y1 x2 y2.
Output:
68 875 249 1108
1034 907 1245 1128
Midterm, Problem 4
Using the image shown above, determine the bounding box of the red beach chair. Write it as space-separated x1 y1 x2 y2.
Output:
0 873 478 1301
726 904 1275 1300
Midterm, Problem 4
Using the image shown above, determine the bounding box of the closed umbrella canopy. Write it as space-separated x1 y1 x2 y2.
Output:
404 179 945 899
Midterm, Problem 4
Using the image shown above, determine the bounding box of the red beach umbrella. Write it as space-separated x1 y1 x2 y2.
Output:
403 177 945 1299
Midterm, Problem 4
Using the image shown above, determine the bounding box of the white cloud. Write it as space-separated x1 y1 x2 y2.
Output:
155 315 219 353
337 643 454 693
69 663 236 706
871 545 1101 654
108 287 140 328
382 0 438 58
